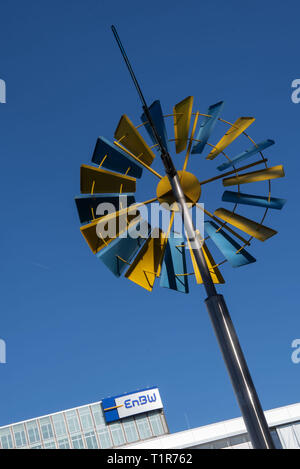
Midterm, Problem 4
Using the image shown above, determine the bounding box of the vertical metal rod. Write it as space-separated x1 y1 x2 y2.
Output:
205 295 275 449
111 25 275 449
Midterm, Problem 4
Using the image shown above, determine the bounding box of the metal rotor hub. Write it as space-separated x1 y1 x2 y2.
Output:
156 170 201 211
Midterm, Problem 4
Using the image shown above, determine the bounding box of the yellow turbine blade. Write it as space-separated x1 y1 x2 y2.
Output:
114 115 155 166
79 198 157 254
80 213 141 254
155 212 175 278
114 140 162 179
202 243 225 284
125 228 167 292
214 208 277 241
223 165 285 186
173 96 193 153
206 117 255 160
188 239 224 284
80 165 136 194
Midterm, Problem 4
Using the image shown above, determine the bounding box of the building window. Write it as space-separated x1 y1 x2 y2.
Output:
109 422 125 447
84 431 98 449
135 415 152 440
71 434 85 449
26 420 41 444
193 442 211 449
292 422 300 446
65 410 80 434
148 411 165 436
39 417 54 441
97 427 112 448
90 403 105 427
78 406 94 432
12 424 27 447
57 437 70 449
90 403 112 448
210 438 229 449
228 434 251 449
44 440 57 448
0 427 13 449
277 424 300 449
270 429 283 449
52 413 67 438
122 417 139 443
52 414 67 437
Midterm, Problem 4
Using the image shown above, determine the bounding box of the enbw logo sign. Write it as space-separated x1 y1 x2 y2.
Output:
124 392 157 409
102 387 163 423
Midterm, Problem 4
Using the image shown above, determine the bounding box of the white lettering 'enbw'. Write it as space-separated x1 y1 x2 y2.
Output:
115 388 163 419
124 392 157 409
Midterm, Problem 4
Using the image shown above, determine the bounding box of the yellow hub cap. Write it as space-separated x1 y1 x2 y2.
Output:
156 170 201 211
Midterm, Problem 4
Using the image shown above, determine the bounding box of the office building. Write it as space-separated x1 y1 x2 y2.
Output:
0 387 299 450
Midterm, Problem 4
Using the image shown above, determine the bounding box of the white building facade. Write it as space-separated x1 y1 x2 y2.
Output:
120 402 300 450
0 387 299 449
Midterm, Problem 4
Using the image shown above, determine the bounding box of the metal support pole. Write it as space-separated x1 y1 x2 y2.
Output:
205 294 275 449
111 25 275 449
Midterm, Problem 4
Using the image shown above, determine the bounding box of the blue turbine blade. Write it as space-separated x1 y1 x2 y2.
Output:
92 137 143 178
204 221 256 268
96 220 151 277
191 101 224 154
222 191 286 210
160 233 189 293
141 100 169 152
217 139 275 172
74 194 135 223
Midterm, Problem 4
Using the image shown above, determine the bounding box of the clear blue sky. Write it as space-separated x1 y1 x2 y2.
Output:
0 0 299 433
